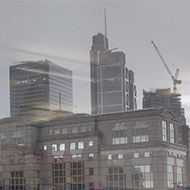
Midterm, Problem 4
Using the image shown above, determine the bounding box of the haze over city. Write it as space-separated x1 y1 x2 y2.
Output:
0 1 190 124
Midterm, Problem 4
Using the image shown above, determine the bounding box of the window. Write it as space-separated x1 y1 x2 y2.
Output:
167 165 174 188
60 143 65 151
134 153 139 158
62 128 67 134
80 126 87 132
0 133 7 145
0 172 4 189
112 123 127 144
118 154 123 159
52 157 65 190
18 158 24 164
11 131 24 146
133 121 148 143
54 129 61 135
54 156 63 163
72 127 78 133
89 140 94 146
72 154 82 161
49 129 53 135
70 161 84 190
70 142 75 150
37 171 40 178
89 168 94 175
52 144 57 151
144 152 150 157
89 183 94 190
108 154 113 160
162 121 167 141
77 154 82 159
132 165 153 189
9 171 25 190
43 145 47 150
170 123 175 143
78 142 84 149
89 153 94 160
177 166 183 185
88 126 93 131
72 155 77 159
106 167 126 190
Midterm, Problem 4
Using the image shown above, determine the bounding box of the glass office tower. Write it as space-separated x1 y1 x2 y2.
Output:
10 59 73 119
90 33 137 114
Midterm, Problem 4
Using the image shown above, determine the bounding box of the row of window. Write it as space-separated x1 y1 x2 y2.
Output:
0 136 24 146
112 122 149 145
44 141 94 151
108 152 151 160
106 165 153 190
12 77 46 85
113 120 176 145
168 152 183 158
49 125 93 136
0 165 183 190
54 151 150 162
72 153 94 161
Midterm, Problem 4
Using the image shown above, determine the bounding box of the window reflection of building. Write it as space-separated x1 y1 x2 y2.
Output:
132 165 153 190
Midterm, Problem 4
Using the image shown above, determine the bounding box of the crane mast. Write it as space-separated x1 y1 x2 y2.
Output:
151 41 181 93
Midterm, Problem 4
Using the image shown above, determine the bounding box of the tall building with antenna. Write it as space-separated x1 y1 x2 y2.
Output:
10 59 73 119
90 32 137 114
90 9 137 114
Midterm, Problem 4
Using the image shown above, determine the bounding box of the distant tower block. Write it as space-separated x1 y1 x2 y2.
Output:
10 59 73 119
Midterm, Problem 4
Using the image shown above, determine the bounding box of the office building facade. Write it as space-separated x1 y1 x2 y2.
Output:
10 60 73 119
90 33 137 115
143 88 186 125
180 124 190 186
0 107 187 190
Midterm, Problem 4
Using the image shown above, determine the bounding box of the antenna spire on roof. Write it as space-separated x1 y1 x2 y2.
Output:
104 8 107 37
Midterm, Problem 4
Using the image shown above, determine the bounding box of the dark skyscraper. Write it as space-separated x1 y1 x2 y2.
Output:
90 33 137 114
10 59 73 119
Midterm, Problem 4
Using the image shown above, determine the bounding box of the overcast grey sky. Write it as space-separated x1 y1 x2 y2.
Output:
0 0 190 124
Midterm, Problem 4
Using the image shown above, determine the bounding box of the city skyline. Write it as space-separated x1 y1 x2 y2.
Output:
0 1 190 124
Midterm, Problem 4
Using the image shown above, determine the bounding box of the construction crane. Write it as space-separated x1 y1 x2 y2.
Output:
151 41 182 93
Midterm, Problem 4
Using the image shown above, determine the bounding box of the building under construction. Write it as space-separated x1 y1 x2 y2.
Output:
143 88 186 125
